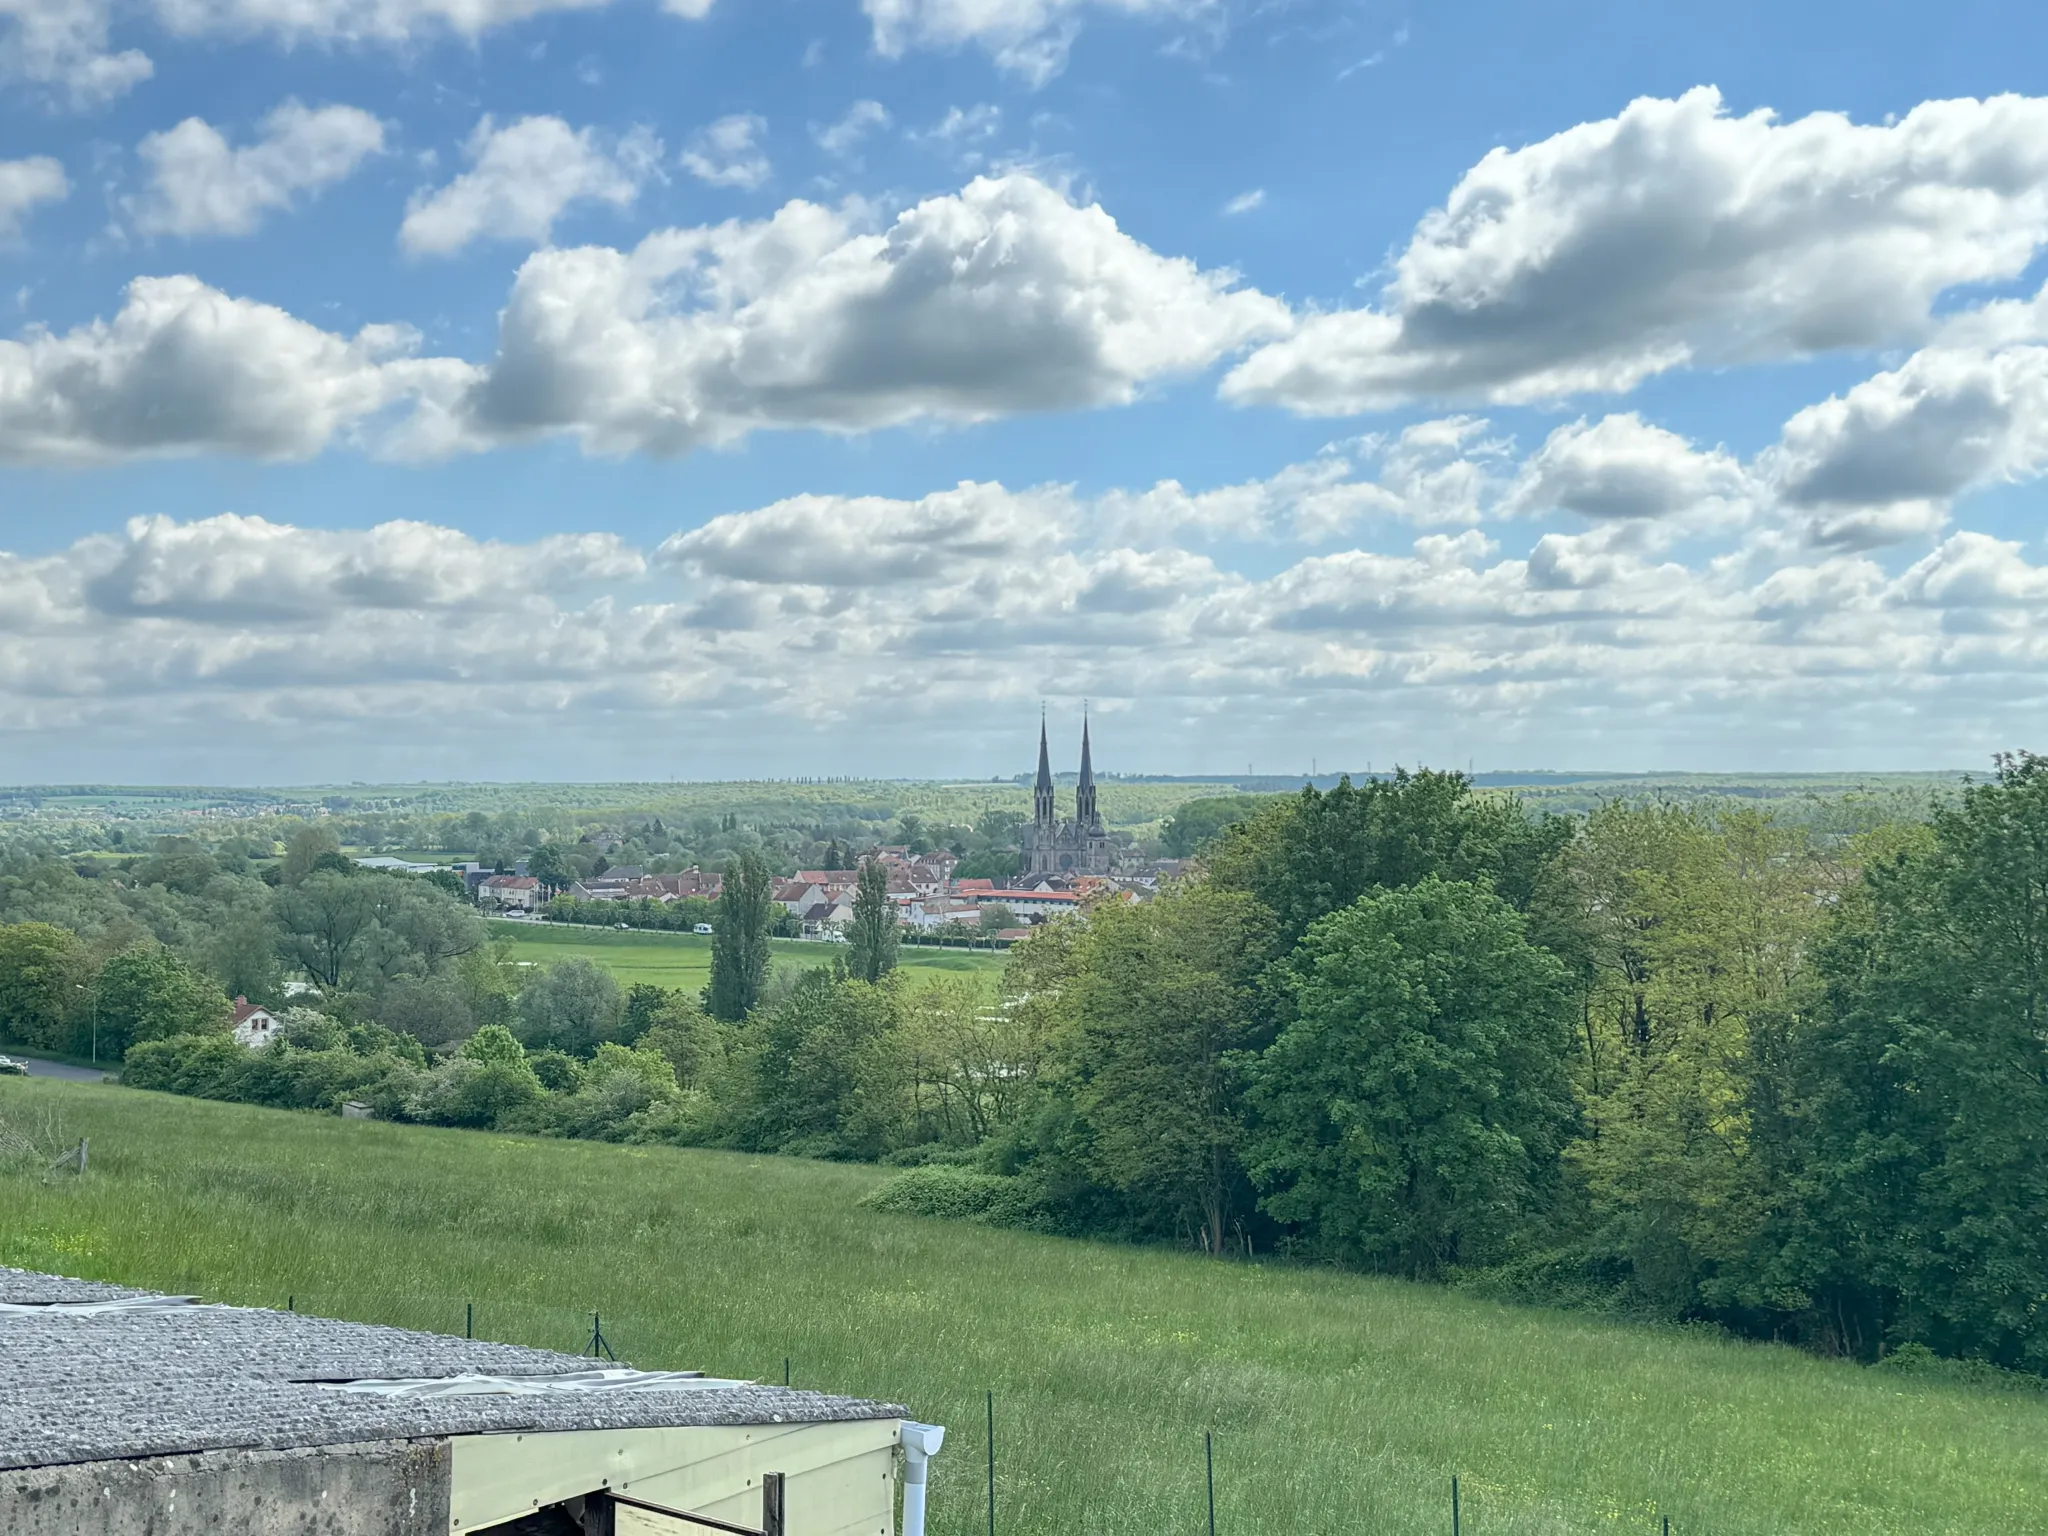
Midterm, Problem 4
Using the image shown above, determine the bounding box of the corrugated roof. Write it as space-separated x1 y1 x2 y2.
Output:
0 1268 901 1472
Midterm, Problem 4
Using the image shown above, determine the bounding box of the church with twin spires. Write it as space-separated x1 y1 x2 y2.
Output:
1021 716 1115 877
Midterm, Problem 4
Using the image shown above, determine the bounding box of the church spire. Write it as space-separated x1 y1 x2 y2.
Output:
1034 712 1056 829
1076 710 1098 829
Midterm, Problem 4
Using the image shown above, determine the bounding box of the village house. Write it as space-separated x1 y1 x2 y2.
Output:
231 997 280 1049
478 874 542 912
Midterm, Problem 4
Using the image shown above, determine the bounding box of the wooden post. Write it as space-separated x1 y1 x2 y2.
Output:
762 1472 786 1536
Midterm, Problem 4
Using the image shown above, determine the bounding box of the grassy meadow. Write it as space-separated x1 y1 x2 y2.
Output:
3 1079 2043 1536
489 920 1007 992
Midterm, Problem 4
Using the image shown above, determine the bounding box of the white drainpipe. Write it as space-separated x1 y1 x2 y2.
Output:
898 1422 946 1536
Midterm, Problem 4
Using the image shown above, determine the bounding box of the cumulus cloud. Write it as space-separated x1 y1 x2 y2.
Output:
1225 87 2048 414
401 116 658 257
8 446 2048 774
1762 344 2048 548
3 0 720 114
864 0 1201 85
681 114 771 190
132 102 385 238
443 172 1290 454
1509 414 1750 523
662 480 1070 584
814 100 891 162
0 157 69 240
0 275 470 464
0 0 150 108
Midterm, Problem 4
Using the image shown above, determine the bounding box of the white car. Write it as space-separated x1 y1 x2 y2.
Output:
0 1055 27 1076
693 923 713 935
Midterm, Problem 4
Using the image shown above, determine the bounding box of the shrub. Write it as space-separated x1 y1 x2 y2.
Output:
860 1166 1053 1231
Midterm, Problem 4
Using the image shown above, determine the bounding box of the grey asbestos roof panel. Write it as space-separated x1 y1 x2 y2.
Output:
0 1269 903 1472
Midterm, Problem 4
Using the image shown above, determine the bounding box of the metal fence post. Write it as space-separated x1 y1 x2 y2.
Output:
986 1391 996 1536
1452 1476 1460 1536
1205 1431 1216 1536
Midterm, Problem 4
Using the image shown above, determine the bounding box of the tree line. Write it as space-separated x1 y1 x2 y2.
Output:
11 761 2048 1376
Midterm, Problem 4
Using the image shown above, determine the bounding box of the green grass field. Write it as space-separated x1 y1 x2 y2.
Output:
489 920 1007 992
3 1079 2041 1536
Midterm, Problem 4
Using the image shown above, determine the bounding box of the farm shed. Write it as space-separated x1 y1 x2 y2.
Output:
0 1267 943 1536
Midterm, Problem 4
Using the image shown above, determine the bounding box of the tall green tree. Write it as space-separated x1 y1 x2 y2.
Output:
516 957 625 1056
708 849 774 1021
1250 878 1578 1277
93 945 233 1057
0 921 88 1050
847 858 899 983
1206 770 1570 945
1752 755 2048 1369
1060 886 1278 1254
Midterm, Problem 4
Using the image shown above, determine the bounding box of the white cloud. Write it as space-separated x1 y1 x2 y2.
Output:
662 480 1070 584
1225 87 2048 414
0 0 150 108
1222 188 1263 216
9 447 2048 774
681 114 771 191
0 157 68 240
133 102 385 239
864 0 1202 86
400 116 658 257
2 0 720 114
814 100 891 162
443 172 1290 454
152 0 649 44
0 275 470 463
1762 342 2048 549
1509 414 1750 524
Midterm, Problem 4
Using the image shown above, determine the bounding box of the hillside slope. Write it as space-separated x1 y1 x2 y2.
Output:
2 1078 2040 1536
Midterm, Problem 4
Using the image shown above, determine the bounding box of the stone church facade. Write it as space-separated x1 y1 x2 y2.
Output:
1022 718 1114 877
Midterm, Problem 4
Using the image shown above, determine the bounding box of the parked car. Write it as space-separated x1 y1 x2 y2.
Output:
693 923 714 935
0 1055 27 1076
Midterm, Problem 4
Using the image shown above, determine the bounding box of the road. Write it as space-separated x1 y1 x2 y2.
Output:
5 1055 112 1083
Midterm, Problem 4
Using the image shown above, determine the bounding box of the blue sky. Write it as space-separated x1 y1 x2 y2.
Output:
4 0 2048 781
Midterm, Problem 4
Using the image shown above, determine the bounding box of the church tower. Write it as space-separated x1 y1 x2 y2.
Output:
1076 713 1101 834
1033 715 1056 833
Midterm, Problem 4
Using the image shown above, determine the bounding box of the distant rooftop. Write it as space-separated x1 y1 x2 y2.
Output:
0 1267 899 1473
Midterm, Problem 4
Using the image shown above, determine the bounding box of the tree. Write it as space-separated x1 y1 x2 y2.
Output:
527 842 569 893
736 970 906 1158
1206 770 1571 945
1059 885 1279 1254
1749 755 2048 1369
1250 878 1577 1277
977 903 1018 935
847 858 900 983
0 922 88 1050
516 957 625 1055
93 945 233 1057
281 825 342 885
1161 795 1279 859
708 850 774 1021
275 871 383 991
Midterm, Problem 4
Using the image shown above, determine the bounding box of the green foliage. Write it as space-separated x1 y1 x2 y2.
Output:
91 945 233 1057
707 849 774 1021
1746 754 2048 1369
1055 887 1279 1253
1206 770 1570 943
1250 879 1577 1277
846 858 899 983
1159 793 1278 858
734 969 905 1159
859 1166 1051 1229
0 922 88 1050
515 957 625 1055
